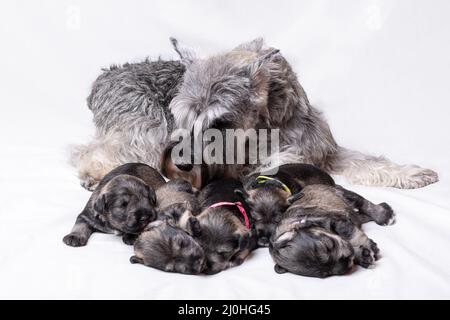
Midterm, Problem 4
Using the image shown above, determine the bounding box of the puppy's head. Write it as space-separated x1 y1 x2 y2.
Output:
238 179 292 247
93 175 157 234
169 37 279 134
133 220 206 275
196 207 251 275
269 219 355 278
158 202 202 237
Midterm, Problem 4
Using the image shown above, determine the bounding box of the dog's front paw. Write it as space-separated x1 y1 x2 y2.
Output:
63 233 88 247
355 239 379 268
400 167 439 189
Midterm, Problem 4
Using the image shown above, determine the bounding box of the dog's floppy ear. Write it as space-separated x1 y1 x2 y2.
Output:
274 264 288 274
170 37 196 66
234 188 249 200
233 38 265 52
94 194 107 215
272 231 295 249
253 48 280 69
186 216 202 237
146 185 157 205
240 233 251 250
287 193 303 205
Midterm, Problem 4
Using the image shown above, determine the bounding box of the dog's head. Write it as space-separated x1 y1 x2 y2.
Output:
195 207 252 275
237 178 294 247
93 174 157 234
269 215 356 278
169 37 279 134
133 220 206 275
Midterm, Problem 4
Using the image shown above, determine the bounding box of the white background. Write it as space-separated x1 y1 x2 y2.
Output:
0 0 449 299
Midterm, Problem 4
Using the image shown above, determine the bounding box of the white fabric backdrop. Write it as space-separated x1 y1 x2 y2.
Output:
0 0 449 299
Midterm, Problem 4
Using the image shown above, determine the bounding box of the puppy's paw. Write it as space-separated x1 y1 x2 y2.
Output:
63 233 88 247
355 239 379 268
122 234 138 246
377 203 396 226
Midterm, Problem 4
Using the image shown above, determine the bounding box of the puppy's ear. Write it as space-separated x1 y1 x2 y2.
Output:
274 264 288 274
234 188 249 199
146 186 157 205
237 233 251 250
186 216 202 237
170 37 196 66
287 193 303 205
94 194 107 215
272 231 295 249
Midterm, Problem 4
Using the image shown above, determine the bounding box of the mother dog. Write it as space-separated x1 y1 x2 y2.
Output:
72 38 438 190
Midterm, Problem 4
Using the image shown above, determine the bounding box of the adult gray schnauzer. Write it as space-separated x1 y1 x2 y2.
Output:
71 38 438 190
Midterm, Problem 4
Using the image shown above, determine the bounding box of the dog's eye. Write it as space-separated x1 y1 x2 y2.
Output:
121 201 128 208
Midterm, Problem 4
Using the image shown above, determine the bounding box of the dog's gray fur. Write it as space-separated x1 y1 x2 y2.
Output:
63 163 165 247
70 59 185 191
269 184 395 278
166 38 438 189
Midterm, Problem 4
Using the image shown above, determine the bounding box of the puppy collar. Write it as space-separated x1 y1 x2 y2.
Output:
255 175 292 195
209 201 250 229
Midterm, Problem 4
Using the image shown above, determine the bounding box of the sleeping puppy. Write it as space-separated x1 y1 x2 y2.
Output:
239 163 335 247
269 184 395 278
195 178 256 274
130 218 206 275
156 179 201 236
63 163 165 247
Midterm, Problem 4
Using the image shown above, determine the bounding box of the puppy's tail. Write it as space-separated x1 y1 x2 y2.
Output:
329 146 438 189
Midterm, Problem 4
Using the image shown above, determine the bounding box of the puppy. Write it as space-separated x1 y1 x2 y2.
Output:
63 163 165 247
195 178 256 274
130 218 206 275
269 184 395 278
240 163 335 247
156 179 201 236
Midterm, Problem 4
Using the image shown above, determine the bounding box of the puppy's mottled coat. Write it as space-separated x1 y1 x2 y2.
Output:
63 163 165 247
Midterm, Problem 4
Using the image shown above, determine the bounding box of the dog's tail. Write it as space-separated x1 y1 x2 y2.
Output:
329 146 438 189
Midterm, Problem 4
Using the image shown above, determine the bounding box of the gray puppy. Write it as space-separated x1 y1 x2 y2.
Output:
269 184 395 278
239 163 336 247
130 218 206 275
156 179 201 237
71 58 185 191
195 178 256 275
63 163 165 247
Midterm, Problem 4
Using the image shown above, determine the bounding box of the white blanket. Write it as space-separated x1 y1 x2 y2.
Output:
0 0 449 299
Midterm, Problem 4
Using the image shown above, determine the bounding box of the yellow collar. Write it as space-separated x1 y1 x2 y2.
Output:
255 175 292 195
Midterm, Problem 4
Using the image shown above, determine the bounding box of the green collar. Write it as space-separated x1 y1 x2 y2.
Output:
255 175 292 195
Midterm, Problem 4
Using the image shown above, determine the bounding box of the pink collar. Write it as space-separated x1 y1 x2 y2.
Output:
209 201 250 229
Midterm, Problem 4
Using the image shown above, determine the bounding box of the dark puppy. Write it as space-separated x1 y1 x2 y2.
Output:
270 184 395 278
130 218 206 275
240 163 335 246
156 179 201 236
195 178 256 274
63 163 165 247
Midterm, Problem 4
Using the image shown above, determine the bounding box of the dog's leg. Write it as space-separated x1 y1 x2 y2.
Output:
63 214 96 247
69 138 119 191
335 185 395 226
348 229 380 268
330 147 438 189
